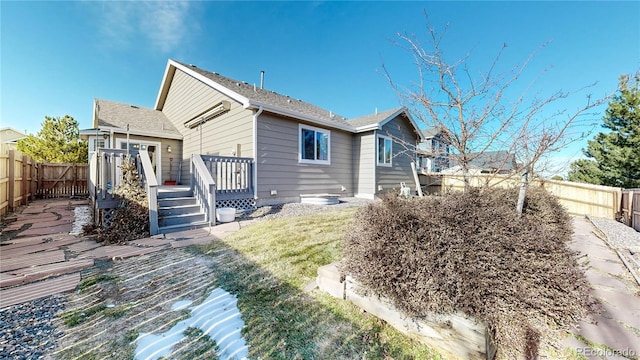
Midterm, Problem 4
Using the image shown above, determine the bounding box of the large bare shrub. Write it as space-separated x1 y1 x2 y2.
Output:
342 187 592 359
96 158 149 244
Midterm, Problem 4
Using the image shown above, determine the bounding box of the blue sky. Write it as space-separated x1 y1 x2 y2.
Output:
1 1 639 174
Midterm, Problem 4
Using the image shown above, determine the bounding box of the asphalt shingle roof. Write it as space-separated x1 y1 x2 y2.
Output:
174 61 353 129
347 107 404 128
95 99 181 137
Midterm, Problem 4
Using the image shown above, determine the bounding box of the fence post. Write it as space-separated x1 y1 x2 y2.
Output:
8 150 15 211
629 190 635 228
31 161 37 200
22 154 29 205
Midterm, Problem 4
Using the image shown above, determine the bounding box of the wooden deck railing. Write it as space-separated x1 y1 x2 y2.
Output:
191 154 216 227
94 149 129 205
201 155 254 200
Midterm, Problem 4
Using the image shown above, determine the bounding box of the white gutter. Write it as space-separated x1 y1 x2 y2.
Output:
253 106 263 200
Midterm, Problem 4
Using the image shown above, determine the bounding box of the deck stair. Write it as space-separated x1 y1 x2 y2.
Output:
157 186 209 234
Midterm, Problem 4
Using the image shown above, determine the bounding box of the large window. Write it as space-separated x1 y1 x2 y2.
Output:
377 135 392 166
299 125 330 164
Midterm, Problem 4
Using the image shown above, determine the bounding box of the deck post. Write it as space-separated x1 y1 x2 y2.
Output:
139 149 159 235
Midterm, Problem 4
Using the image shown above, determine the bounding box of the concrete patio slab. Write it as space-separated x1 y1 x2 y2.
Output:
19 224 75 237
1 233 75 247
66 240 102 253
1 259 94 288
0 273 81 309
0 236 83 258
0 250 66 273
77 245 165 261
562 216 640 358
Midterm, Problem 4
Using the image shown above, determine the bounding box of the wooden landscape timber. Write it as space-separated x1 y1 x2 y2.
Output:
317 262 497 360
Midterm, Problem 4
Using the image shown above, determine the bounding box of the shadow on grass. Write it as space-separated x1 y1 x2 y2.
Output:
201 239 440 360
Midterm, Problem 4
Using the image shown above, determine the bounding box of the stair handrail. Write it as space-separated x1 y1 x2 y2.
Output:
191 154 216 227
139 149 159 235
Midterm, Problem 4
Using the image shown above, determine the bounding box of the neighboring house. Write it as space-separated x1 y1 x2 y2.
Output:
416 128 450 173
82 59 424 215
442 150 517 175
0 127 27 154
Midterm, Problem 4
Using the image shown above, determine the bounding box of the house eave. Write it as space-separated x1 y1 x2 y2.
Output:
156 60 251 110
244 100 355 133
354 124 381 132
352 107 425 140
81 126 183 140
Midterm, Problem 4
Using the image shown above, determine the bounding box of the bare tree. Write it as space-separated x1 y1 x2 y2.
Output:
383 12 610 215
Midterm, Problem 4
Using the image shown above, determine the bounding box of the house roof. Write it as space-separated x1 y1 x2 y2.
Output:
93 99 182 139
468 151 516 170
421 128 440 138
156 60 354 131
347 107 401 128
155 59 422 137
449 150 517 171
0 127 27 143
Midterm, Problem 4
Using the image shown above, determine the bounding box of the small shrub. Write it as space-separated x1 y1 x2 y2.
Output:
342 187 592 359
97 158 149 244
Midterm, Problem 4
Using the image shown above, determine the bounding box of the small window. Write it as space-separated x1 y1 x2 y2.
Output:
92 138 105 152
299 125 330 164
377 135 392 166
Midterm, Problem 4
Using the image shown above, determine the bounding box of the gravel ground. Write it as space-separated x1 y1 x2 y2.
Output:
0 295 66 360
238 197 374 221
587 215 640 284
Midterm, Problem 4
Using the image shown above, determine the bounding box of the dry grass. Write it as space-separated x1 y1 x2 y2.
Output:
52 207 441 359
200 207 441 359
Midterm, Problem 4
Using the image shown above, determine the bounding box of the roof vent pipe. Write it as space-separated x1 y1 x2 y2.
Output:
260 70 265 89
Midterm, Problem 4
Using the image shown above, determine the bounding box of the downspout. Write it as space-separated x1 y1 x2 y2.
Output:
373 129 377 196
253 106 263 200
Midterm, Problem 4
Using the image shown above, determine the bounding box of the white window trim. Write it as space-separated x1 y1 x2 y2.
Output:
377 135 393 167
298 124 331 165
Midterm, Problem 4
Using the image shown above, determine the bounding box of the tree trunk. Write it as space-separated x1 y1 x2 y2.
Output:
517 170 529 217
462 165 471 192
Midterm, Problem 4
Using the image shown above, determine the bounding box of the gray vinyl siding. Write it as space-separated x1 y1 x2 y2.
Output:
111 134 181 184
256 113 353 201
352 131 376 197
161 69 254 184
375 116 419 194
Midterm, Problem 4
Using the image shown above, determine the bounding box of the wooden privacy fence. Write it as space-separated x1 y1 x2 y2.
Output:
0 150 36 216
621 189 640 232
0 150 88 216
37 162 88 198
440 174 634 226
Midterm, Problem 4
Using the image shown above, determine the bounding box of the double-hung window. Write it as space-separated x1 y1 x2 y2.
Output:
377 135 392 166
299 124 330 164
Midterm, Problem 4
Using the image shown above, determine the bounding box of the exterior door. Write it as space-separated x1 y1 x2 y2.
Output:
116 140 162 184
